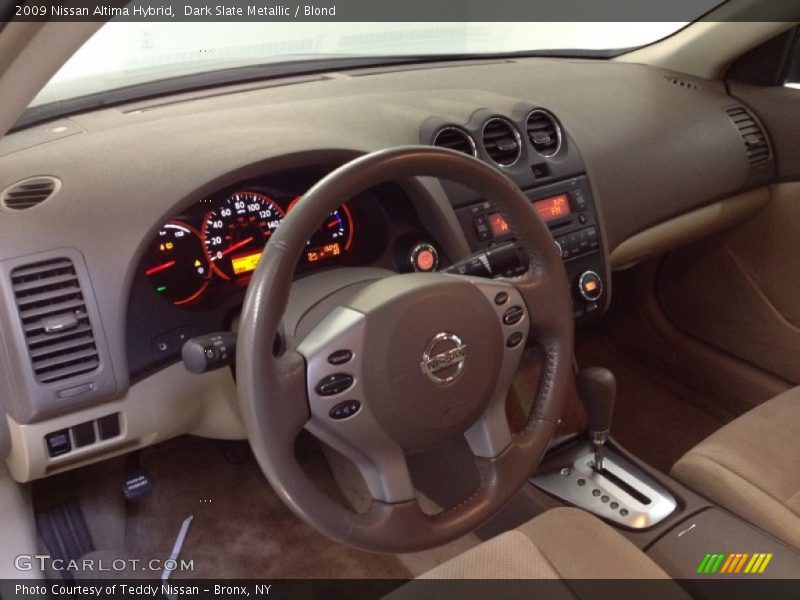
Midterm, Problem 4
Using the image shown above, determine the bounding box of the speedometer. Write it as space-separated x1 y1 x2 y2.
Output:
203 191 284 280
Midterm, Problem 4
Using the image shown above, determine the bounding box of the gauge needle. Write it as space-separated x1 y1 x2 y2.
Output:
217 236 254 259
145 260 176 276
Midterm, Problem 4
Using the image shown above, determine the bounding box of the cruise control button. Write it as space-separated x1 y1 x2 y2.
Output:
327 350 353 365
494 291 509 305
329 400 361 420
315 373 354 396
506 332 523 348
502 305 525 325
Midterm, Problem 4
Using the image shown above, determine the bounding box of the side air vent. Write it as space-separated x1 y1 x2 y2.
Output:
726 106 770 165
432 126 477 157
482 118 521 166
10 258 100 384
1 176 60 211
526 109 562 157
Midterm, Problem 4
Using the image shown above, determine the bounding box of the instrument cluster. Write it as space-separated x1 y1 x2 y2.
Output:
141 183 358 309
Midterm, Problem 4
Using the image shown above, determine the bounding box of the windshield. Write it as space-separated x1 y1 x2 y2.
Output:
33 21 692 108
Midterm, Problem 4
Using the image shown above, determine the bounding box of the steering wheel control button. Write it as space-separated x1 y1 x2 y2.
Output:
315 373 354 396
502 306 525 326
329 400 361 420
577 271 603 302
506 332 524 348
494 291 509 305
410 243 439 272
327 349 353 366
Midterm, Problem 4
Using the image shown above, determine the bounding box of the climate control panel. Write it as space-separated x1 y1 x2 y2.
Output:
455 175 608 323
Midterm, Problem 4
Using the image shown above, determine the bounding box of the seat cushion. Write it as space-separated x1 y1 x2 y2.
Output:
671 385 800 549
419 507 672 580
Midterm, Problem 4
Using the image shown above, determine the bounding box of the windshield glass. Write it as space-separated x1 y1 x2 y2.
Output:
34 21 692 108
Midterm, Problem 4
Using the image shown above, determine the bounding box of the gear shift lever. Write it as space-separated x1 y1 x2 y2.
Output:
532 366 676 528
576 367 616 472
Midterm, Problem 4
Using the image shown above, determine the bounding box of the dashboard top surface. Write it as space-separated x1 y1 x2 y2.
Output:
0 56 772 411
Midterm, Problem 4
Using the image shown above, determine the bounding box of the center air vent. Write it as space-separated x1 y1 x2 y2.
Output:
726 106 770 165
482 118 521 166
526 110 562 157
432 126 477 157
11 258 100 384
1 176 60 211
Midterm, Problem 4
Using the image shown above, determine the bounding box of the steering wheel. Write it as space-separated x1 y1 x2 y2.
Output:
236 146 573 553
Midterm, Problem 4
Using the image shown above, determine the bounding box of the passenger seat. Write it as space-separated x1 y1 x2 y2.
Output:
672 386 800 550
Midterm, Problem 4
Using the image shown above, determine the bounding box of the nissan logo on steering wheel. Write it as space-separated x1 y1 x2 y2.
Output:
420 332 468 386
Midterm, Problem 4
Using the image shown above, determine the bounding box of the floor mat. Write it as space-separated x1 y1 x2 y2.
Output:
576 331 734 473
119 437 411 579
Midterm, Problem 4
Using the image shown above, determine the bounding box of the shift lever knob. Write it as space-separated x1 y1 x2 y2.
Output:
576 367 616 471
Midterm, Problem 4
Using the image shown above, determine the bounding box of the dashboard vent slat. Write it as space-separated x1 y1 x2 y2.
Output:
10 258 100 384
432 126 476 157
526 109 562 157
482 118 521 166
1 177 60 211
726 106 770 166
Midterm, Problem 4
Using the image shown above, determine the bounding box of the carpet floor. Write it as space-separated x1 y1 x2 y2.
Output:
35 436 411 580
124 437 411 579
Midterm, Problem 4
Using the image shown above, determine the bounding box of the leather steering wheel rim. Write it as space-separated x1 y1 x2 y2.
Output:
236 146 574 553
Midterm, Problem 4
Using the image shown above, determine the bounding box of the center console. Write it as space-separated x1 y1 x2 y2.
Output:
454 175 608 324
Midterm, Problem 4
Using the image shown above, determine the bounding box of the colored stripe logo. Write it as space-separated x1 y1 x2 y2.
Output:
696 552 773 574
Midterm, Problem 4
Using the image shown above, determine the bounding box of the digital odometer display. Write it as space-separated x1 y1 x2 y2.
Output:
533 194 571 222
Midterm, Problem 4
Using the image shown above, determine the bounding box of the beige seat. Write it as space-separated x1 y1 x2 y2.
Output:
387 508 688 599
411 507 678 583
672 386 800 550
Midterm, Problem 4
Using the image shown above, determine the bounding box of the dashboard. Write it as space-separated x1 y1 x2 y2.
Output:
0 55 776 480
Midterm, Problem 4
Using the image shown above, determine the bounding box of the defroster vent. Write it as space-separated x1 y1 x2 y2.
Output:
11 258 100 384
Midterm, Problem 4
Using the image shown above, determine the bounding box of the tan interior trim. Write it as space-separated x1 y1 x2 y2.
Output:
609 187 769 271
616 19 796 79
4 362 245 482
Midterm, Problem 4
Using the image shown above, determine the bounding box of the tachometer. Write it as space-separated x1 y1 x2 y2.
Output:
203 191 285 279
143 222 210 306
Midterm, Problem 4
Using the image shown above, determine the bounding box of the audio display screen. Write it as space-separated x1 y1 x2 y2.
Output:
533 194 571 222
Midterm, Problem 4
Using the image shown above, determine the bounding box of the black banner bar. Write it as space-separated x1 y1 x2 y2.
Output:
3 579 800 600
3 0 800 22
